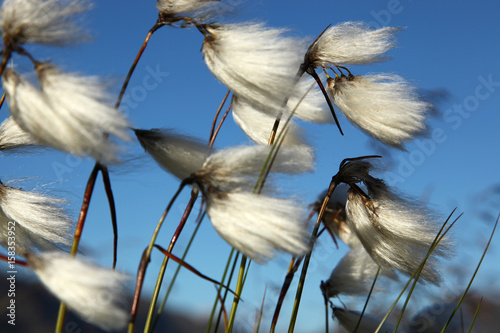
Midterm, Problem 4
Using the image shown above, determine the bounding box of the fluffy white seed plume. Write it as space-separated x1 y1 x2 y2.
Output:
0 183 72 253
345 179 450 284
0 116 39 151
27 251 130 330
333 307 395 333
305 22 399 67
0 0 90 47
202 22 306 113
206 191 309 262
135 128 209 181
321 246 396 298
156 0 218 17
3 66 130 163
231 96 307 147
327 74 429 149
196 144 314 189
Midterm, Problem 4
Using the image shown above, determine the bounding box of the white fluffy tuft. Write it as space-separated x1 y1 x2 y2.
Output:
206 191 309 262
135 128 209 181
27 251 130 330
307 22 399 67
333 307 395 333
0 0 90 47
156 0 217 16
0 184 73 253
0 116 39 151
231 96 308 146
202 22 306 113
328 74 429 149
345 180 451 284
197 144 314 189
322 246 396 298
3 66 130 163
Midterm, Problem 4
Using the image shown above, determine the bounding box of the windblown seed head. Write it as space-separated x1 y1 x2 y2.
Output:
345 177 451 284
305 22 399 68
3 66 130 163
321 246 396 298
27 251 130 330
0 116 39 151
231 96 307 147
156 0 218 18
135 128 209 181
195 144 314 190
332 307 395 333
0 183 73 253
202 22 306 113
327 74 429 149
206 190 309 262
0 0 90 47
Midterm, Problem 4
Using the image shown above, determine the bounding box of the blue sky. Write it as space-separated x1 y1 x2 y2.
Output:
2 0 500 332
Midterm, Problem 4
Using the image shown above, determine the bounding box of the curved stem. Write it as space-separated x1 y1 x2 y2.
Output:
101 166 119 269
115 22 164 109
55 163 101 333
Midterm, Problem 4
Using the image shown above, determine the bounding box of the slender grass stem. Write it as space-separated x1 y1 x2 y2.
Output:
353 267 381 333
151 212 205 331
143 187 198 333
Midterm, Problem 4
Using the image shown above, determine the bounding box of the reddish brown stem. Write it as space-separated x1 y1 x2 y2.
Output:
0 254 27 266
209 102 232 149
270 256 303 332
209 90 231 144
71 163 100 254
115 22 164 109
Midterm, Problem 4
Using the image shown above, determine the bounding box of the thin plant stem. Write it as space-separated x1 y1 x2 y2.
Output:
209 90 231 145
209 102 232 149
254 286 267 333
353 267 381 333
0 91 5 110
270 257 303 333
440 215 498 333
288 180 338 332
213 250 239 333
115 22 165 109
144 187 199 333
55 163 100 333
128 180 189 332
152 212 205 331
227 255 247 332
206 248 233 333
467 297 483 333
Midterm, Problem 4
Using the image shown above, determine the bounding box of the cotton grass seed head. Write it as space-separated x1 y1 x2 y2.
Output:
202 22 306 113
321 246 396 298
135 128 209 181
231 96 308 147
345 178 451 284
0 183 73 253
0 116 39 151
206 190 309 262
332 307 395 333
156 0 218 18
195 144 314 190
27 251 130 331
3 66 131 163
0 0 90 48
327 73 429 149
305 22 399 69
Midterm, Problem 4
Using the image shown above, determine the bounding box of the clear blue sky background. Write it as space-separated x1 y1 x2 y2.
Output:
1 0 500 332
